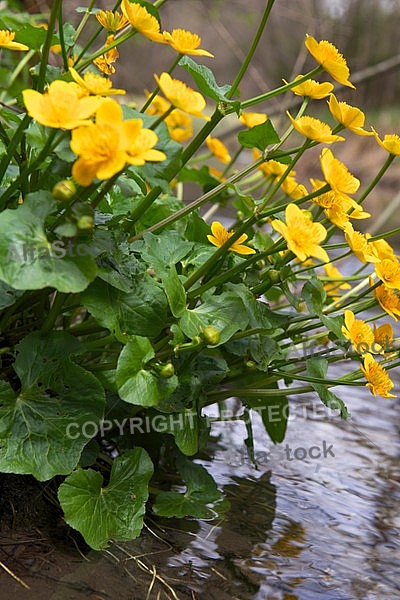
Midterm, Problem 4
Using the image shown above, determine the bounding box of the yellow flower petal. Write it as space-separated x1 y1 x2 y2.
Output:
207 221 256 255
372 128 400 155
23 81 103 129
121 0 164 41
360 353 396 398
375 259 400 290
305 34 355 88
271 203 329 263
320 148 360 196
0 29 29 51
239 112 268 128
206 136 231 164
328 94 372 136
162 29 213 57
69 68 126 96
373 283 400 321
288 75 334 99
287 112 344 143
155 72 209 120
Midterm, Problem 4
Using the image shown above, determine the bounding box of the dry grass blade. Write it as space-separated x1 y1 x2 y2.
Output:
0 560 30 590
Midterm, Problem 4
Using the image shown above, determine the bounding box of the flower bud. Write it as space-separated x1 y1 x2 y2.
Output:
158 362 175 378
52 180 76 202
201 326 220 345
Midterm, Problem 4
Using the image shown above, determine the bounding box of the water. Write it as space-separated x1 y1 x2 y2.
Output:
42 371 399 600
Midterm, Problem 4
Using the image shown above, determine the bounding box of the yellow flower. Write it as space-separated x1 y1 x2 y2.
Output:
70 98 163 186
320 148 360 197
154 72 209 119
271 203 329 263
206 136 231 164
121 0 164 41
93 35 119 75
373 283 400 321
96 10 129 32
239 111 267 128
372 129 400 155
162 29 213 57
255 153 287 179
369 238 398 262
207 221 256 255
22 80 103 129
373 323 393 353
328 94 372 136
310 178 369 229
305 34 355 88
165 110 193 142
125 126 166 166
286 112 345 143
323 263 351 297
344 224 380 264
280 175 308 200
209 167 226 181
341 310 378 354
0 29 29 51
288 75 334 99
69 68 126 96
50 44 62 54
375 258 400 290
146 93 193 142
360 353 396 398
145 93 171 116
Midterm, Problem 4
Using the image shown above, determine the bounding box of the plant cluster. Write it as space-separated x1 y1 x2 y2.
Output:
0 0 399 550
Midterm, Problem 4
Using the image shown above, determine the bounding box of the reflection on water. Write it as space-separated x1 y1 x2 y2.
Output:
160 369 400 600
49 371 400 600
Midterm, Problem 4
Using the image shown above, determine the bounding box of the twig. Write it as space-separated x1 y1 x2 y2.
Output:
0 560 30 590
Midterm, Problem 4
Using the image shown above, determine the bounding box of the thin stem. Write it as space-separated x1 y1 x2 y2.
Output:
149 105 174 130
227 0 276 100
239 66 323 111
125 109 225 230
140 54 182 113
58 1 69 72
357 153 396 205
37 0 62 92
74 0 98 43
0 115 30 186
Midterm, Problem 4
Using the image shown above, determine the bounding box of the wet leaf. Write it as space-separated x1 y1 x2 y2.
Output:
153 457 223 518
58 448 153 550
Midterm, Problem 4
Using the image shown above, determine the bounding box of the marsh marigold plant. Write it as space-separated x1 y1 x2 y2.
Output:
0 0 398 552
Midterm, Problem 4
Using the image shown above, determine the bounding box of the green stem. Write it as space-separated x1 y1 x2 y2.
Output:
0 114 30 187
226 0 276 100
183 214 258 291
239 66 323 111
58 1 69 72
140 54 183 113
356 153 396 205
0 130 64 206
74 0 98 44
149 105 174 130
7 49 35 89
125 109 225 230
37 0 62 92
207 385 315 400
127 155 265 241
40 292 68 333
